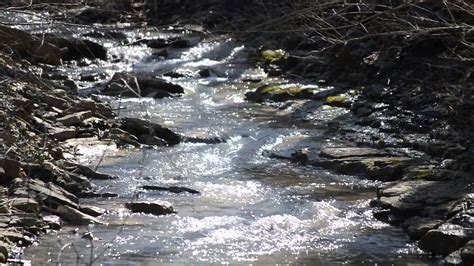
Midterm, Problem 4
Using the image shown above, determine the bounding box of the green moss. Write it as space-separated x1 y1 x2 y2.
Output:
261 49 288 63
325 95 349 104
259 85 302 95
387 158 401 165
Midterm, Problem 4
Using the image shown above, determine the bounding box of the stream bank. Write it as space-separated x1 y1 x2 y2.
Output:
0 1 472 265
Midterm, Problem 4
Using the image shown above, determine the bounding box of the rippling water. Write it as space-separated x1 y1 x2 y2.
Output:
17 22 431 265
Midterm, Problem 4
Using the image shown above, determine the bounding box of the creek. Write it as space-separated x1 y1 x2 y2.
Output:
9 17 430 264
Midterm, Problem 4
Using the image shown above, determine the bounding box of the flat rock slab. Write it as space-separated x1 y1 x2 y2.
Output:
56 205 101 225
377 179 472 216
27 179 79 209
8 198 39 213
126 201 176 216
319 147 389 159
312 156 414 181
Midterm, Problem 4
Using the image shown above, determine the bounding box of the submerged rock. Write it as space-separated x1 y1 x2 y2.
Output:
141 186 200 195
125 201 176 216
104 72 184 98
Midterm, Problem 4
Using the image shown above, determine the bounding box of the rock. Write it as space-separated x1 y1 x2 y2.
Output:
41 35 107 61
419 223 473 255
56 205 101 225
27 178 79 209
324 95 352 108
144 37 193 49
0 229 32 246
125 201 176 216
376 179 471 216
81 191 118 198
9 198 39 213
402 216 443 239
319 147 389 159
68 164 118 180
0 157 20 181
104 72 184 98
260 49 288 63
120 117 181 146
50 127 78 141
0 25 63 65
56 111 93 126
42 215 61 230
445 250 463 266
245 84 315 103
181 131 226 144
79 205 105 217
141 186 200 195
461 240 474 265
0 240 8 263
313 156 414 181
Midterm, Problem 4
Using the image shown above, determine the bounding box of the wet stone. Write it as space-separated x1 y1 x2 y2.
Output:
402 216 443 239
104 72 184 98
125 201 176 216
56 205 101 226
79 205 105 217
419 223 473 256
319 147 389 159
141 186 200 195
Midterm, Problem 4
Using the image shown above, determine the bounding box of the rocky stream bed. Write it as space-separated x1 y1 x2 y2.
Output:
0 1 473 265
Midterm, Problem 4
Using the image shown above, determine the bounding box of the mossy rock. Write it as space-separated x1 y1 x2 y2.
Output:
260 49 288 63
325 95 352 108
245 84 314 103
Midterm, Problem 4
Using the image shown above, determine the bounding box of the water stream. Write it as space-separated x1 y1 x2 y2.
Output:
16 22 431 265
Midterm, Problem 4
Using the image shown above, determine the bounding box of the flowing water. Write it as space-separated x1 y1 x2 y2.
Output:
8 16 432 264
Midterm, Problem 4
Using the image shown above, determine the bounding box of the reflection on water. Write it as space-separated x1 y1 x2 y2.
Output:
20 20 430 265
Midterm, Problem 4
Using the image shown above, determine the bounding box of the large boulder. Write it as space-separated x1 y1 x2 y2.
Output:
125 201 176 216
104 72 184 98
